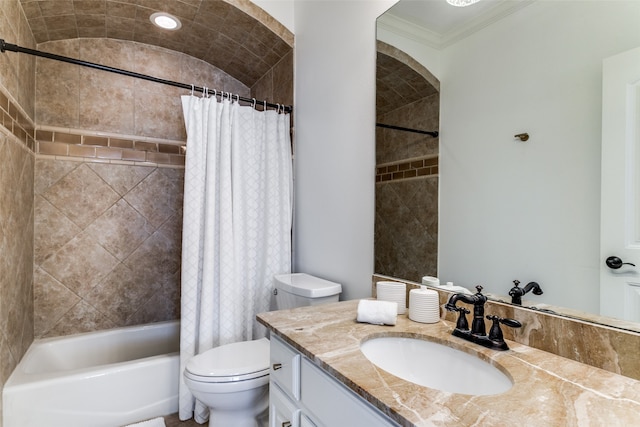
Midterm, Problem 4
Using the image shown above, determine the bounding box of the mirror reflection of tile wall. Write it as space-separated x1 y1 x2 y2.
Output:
375 92 439 282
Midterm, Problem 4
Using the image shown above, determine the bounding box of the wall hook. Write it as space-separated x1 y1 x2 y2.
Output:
515 133 529 142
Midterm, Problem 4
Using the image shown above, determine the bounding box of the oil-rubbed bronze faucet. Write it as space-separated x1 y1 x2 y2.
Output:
445 285 522 351
508 280 543 305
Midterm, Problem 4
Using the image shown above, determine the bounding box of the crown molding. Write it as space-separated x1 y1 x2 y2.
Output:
377 13 443 49
378 0 536 50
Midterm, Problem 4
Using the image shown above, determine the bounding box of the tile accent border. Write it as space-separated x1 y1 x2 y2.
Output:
376 154 438 183
0 87 186 168
0 88 36 152
36 126 186 168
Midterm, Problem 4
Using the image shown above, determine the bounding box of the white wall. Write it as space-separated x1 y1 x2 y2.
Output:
293 0 397 300
438 0 640 312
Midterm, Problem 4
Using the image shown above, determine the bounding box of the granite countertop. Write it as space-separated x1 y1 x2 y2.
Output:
257 300 640 427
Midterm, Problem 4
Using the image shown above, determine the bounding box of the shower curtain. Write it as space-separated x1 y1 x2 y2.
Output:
178 95 293 423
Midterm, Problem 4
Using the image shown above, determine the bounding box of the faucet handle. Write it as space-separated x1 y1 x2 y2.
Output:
452 306 470 330
498 317 522 329
486 315 522 344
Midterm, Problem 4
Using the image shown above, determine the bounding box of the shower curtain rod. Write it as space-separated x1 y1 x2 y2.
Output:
376 123 439 138
0 39 292 113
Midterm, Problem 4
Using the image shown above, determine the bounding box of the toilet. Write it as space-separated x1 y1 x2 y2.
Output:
183 273 342 427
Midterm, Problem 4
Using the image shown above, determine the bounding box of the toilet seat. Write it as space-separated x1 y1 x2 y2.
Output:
185 337 270 383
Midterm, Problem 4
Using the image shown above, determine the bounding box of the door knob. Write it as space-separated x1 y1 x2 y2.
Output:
605 256 636 269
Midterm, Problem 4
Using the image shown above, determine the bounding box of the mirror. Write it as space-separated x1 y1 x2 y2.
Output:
375 0 640 332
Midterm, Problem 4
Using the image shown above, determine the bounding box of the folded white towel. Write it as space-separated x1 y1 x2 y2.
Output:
124 417 166 427
357 299 397 325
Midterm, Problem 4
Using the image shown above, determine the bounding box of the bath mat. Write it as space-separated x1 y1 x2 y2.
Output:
123 417 166 427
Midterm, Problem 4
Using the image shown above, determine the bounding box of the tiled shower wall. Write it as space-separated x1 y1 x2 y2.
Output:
31 38 293 338
375 94 440 281
30 38 251 338
252 50 294 112
35 38 251 140
0 0 36 423
34 159 184 336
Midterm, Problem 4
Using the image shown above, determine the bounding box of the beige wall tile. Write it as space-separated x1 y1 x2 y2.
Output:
40 231 120 296
34 157 184 338
35 40 81 127
34 195 82 266
43 301 117 337
0 130 34 419
33 268 81 337
123 169 182 228
84 199 155 261
35 38 252 142
87 162 153 196
41 163 120 229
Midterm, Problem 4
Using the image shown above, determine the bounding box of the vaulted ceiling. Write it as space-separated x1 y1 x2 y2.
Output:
18 0 293 87
376 42 439 118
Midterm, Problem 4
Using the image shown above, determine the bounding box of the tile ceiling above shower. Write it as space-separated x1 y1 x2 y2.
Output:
18 0 293 87
376 52 438 117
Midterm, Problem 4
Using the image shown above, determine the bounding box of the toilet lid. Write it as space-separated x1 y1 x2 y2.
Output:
185 337 270 381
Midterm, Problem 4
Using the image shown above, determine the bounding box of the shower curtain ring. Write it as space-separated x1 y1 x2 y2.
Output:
190 84 194 96
252 98 256 109
263 100 267 111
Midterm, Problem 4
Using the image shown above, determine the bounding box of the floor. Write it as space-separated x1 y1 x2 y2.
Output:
164 413 201 426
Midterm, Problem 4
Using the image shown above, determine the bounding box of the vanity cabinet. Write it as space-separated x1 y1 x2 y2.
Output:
269 335 399 427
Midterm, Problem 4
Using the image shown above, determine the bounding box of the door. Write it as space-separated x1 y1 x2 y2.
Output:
600 46 640 321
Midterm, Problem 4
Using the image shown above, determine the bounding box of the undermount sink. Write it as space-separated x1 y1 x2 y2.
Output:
360 336 513 396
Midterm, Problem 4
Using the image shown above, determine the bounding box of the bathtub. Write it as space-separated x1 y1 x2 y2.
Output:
3 320 180 427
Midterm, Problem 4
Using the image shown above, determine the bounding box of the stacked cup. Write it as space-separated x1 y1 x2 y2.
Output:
376 281 407 314
409 287 440 323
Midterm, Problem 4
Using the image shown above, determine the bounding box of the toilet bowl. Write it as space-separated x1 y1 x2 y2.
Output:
183 273 342 427
184 338 270 427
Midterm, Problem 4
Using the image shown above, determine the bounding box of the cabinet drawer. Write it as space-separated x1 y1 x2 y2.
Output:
270 383 300 427
270 335 301 400
300 358 398 427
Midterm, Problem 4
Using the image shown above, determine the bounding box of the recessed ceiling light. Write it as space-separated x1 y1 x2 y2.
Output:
446 0 481 7
150 12 182 30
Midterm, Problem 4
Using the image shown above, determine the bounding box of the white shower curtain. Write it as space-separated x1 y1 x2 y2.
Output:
178 95 293 423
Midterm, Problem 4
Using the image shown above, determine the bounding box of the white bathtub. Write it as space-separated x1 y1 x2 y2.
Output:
3 320 180 427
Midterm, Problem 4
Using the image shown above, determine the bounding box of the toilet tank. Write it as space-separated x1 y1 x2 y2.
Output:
273 273 342 310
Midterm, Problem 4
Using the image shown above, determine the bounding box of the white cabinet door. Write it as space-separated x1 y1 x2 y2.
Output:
300 359 398 427
270 383 300 427
601 45 640 321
